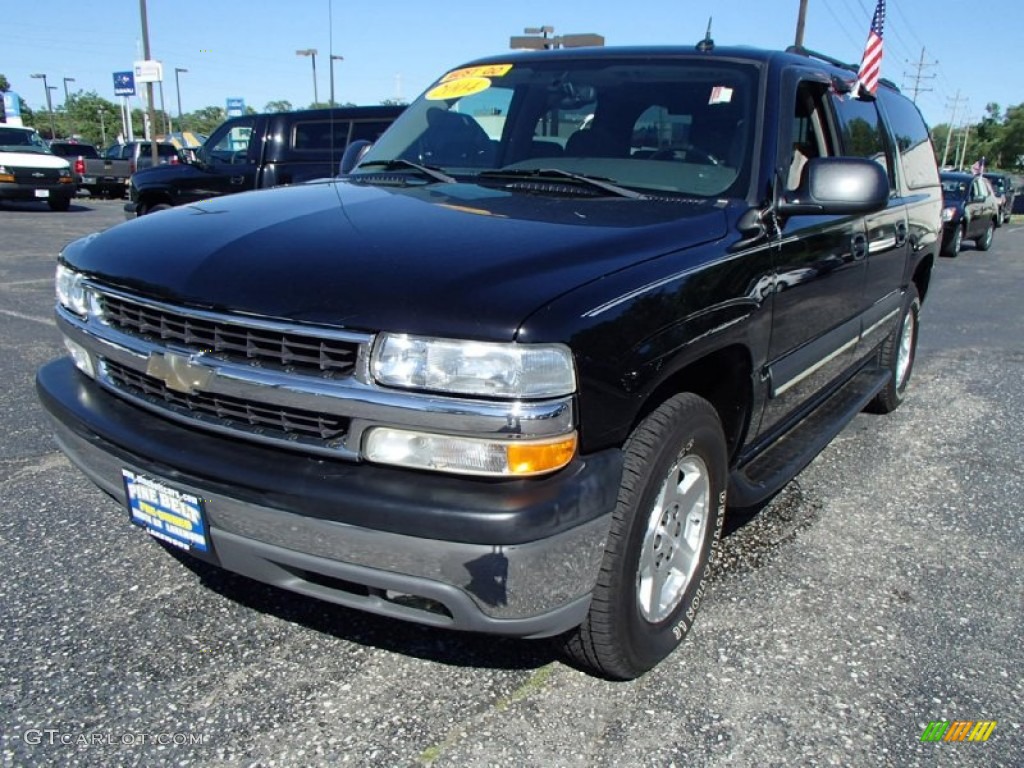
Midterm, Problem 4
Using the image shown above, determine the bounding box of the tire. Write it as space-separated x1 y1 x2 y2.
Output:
866 284 920 414
561 393 727 680
975 221 994 251
48 196 71 212
994 207 1003 228
144 203 172 215
941 225 962 258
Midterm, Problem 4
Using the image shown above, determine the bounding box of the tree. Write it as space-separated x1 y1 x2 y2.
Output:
264 99 293 113
0 73 10 92
182 105 227 135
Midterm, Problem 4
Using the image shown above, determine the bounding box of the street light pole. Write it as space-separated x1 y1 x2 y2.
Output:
175 68 188 126
296 49 319 105
63 77 76 138
30 73 56 139
329 55 344 107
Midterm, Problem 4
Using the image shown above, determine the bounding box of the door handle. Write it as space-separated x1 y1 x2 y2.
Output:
851 233 868 261
895 222 908 247
230 175 245 185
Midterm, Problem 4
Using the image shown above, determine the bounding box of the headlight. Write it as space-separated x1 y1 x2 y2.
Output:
941 206 957 222
55 263 88 316
59 166 74 183
0 165 14 183
371 334 576 398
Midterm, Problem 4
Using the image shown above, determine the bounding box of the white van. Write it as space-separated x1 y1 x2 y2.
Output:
0 125 75 210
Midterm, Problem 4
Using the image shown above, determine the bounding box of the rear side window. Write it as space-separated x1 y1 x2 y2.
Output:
350 120 393 143
292 120 351 151
877 90 940 190
831 95 892 189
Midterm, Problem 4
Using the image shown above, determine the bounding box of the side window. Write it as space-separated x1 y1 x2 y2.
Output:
206 118 256 164
830 94 893 190
292 120 351 151
350 120 393 143
786 82 835 190
877 90 939 189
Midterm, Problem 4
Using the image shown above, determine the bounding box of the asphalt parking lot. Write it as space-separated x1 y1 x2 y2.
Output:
1 197 1021 767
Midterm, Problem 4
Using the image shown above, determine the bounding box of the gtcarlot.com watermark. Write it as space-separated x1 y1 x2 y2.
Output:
23 729 206 747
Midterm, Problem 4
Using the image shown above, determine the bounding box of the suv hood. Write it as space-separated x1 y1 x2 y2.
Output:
64 180 727 340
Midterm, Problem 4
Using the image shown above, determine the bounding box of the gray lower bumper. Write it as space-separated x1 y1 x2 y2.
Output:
49 417 611 638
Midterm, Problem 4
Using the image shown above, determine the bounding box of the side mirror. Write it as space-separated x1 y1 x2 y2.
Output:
339 140 372 176
777 157 889 217
179 147 197 165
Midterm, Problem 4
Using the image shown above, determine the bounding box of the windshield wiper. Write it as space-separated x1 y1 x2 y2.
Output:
478 168 646 199
355 158 456 185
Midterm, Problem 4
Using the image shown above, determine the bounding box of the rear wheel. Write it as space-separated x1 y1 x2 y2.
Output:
867 285 920 414
975 221 994 251
562 393 726 680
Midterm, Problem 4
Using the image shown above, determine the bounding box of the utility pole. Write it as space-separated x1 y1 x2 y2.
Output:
956 115 973 171
795 0 809 47
139 0 159 166
904 48 937 103
940 90 967 169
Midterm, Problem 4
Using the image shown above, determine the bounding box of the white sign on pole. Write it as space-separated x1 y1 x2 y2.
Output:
133 60 164 83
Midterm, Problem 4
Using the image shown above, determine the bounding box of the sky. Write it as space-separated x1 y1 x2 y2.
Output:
3 0 1021 131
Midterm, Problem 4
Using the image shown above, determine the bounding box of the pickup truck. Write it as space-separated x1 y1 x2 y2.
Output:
124 105 403 216
48 140 121 198
39 43 943 679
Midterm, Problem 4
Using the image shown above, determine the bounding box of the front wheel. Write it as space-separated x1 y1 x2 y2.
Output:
144 203 172 215
561 394 726 680
47 196 71 212
867 285 920 414
941 226 962 257
975 221 994 251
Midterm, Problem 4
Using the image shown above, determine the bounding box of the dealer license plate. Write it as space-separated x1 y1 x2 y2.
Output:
122 469 209 553
82 176 97 184
34 189 48 198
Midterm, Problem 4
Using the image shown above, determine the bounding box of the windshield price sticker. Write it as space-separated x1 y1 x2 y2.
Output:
426 77 493 101
122 469 209 553
440 64 513 82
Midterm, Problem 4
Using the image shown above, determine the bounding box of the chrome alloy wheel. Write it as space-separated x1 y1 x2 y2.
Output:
636 454 711 623
896 305 916 389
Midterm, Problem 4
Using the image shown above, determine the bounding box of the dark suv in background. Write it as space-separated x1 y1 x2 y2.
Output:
940 172 1000 256
983 172 1016 223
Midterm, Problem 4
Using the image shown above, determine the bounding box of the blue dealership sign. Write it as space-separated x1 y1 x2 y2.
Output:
226 98 245 118
113 71 136 96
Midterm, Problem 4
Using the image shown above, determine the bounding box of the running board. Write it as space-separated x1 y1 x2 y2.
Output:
728 368 890 508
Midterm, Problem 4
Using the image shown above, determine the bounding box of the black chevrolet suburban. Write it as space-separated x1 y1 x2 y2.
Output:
38 43 942 679
124 105 403 216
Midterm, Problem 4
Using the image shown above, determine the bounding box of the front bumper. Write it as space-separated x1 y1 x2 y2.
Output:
37 359 621 637
0 180 75 201
123 200 140 219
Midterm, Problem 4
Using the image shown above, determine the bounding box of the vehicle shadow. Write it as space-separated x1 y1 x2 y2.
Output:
0 200 98 213
160 543 559 672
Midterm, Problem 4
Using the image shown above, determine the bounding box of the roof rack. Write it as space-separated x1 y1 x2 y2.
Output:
785 45 899 91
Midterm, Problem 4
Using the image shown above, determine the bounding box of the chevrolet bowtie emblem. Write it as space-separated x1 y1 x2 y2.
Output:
146 352 214 394
32 172 46 178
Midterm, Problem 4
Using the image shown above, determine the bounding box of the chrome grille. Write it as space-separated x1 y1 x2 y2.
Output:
99 293 360 377
103 360 349 444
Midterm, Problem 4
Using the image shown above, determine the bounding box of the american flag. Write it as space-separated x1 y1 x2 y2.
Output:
857 0 886 94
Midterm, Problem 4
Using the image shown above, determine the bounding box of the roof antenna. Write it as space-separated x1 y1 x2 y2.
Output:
696 18 714 52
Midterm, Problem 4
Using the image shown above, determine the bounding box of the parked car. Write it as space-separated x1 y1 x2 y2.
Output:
939 172 999 256
0 125 75 210
39 43 942 679
983 172 1016 224
125 105 404 216
47 140 100 194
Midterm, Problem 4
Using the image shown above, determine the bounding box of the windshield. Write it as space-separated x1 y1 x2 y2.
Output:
941 178 968 200
0 127 50 153
354 57 758 197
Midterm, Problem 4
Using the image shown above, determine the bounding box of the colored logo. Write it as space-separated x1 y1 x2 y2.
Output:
920 720 997 742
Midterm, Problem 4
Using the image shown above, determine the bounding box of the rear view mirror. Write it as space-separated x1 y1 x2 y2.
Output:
777 157 888 216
